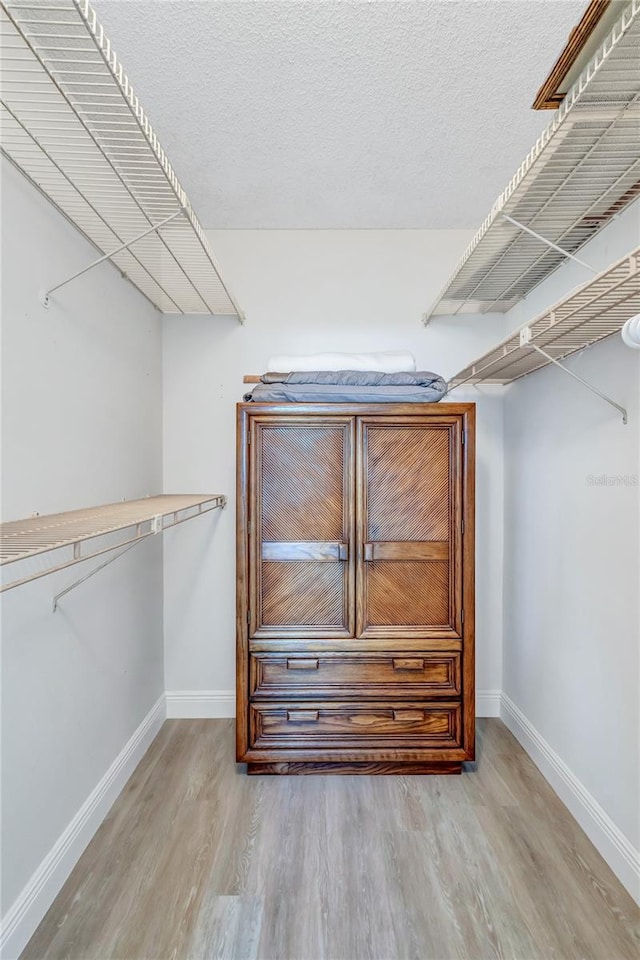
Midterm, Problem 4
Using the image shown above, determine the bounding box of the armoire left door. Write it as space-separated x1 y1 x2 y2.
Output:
246 416 356 639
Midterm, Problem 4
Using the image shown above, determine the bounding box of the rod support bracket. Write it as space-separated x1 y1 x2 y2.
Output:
43 208 186 305
521 328 628 424
52 541 138 612
503 214 598 275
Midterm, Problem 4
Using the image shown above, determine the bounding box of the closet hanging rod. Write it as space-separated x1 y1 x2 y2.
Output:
41 206 185 306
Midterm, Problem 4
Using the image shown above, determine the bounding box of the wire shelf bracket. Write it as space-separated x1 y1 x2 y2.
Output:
42 206 186 307
0 494 227 598
520 328 628 424
52 539 138 611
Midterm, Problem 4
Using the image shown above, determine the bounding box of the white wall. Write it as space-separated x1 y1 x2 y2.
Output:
0 158 165 948
501 202 640 899
162 229 506 711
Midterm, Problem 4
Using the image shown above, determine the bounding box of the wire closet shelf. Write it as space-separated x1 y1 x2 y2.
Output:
447 247 639 421
425 0 640 320
0 494 227 594
0 0 243 317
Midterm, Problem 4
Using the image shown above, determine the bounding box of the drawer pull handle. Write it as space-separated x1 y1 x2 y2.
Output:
286 659 319 671
287 710 319 722
363 542 374 562
393 709 425 722
392 658 425 671
348 714 382 726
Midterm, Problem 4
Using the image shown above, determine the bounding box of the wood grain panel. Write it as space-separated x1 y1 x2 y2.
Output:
248 760 462 775
250 701 461 750
261 562 344 626
366 560 450 627
365 426 450 542
250 652 461 699
249 637 463 653
261 426 344 542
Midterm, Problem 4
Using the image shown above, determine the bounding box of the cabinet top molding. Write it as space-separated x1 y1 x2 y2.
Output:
237 402 476 416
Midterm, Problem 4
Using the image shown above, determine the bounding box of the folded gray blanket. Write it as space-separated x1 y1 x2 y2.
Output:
244 369 447 403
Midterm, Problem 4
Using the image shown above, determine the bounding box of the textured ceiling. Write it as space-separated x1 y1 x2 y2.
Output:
91 0 587 229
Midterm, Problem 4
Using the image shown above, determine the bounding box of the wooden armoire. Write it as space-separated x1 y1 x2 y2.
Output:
236 402 475 775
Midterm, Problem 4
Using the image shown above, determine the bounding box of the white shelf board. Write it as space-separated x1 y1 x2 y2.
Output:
0 0 243 317
0 494 226 591
448 248 640 388
426 0 640 319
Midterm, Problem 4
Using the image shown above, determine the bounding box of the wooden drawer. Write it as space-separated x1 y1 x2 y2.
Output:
249 701 461 750
250 652 461 699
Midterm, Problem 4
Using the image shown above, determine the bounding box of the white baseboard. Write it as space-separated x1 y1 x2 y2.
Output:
165 689 235 718
476 689 502 717
165 689 501 719
501 692 640 905
0 695 166 960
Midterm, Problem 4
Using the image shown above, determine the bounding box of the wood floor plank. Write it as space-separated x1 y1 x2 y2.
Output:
378 827 469 960
251 776 329 959
189 896 264 960
19 719 640 960
322 776 401 960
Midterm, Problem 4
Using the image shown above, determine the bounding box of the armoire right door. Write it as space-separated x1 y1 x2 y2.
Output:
357 416 463 640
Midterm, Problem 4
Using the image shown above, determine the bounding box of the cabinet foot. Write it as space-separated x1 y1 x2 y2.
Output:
246 761 462 776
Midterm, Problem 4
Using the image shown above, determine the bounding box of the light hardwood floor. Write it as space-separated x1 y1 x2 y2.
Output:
22 719 640 960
